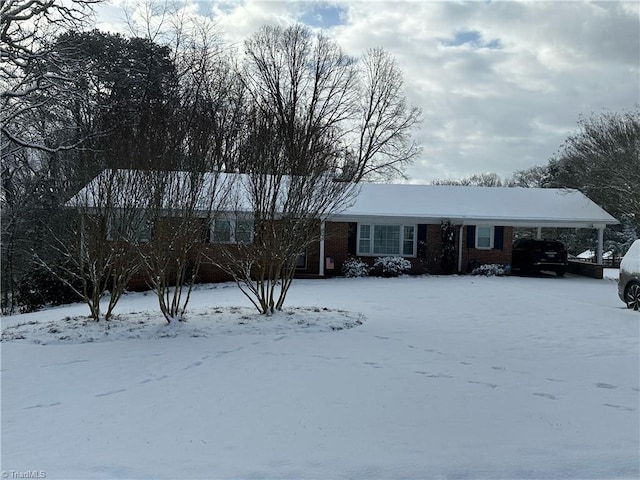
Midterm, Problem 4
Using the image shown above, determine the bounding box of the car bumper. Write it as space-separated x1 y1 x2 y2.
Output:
531 262 567 268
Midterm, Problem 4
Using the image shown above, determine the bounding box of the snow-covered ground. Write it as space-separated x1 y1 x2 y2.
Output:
2 273 638 479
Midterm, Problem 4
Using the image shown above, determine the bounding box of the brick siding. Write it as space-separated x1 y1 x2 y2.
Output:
128 221 516 287
461 226 514 272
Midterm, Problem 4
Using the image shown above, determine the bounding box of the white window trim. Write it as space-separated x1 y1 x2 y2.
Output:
357 223 417 257
475 226 494 250
210 217 254 244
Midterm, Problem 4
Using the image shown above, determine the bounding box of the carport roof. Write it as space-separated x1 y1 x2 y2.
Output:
332 184 619 228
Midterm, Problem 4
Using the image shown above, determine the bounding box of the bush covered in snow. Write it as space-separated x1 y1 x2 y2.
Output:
372 256 412 277
342 257 370 277
471 264 507 276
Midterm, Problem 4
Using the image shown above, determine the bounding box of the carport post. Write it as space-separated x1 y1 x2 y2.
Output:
536 227 542 239
596 227 604 264
458 225 464 273
319 220 325 276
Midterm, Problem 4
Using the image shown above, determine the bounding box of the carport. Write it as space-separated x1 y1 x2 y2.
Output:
327 185 619 276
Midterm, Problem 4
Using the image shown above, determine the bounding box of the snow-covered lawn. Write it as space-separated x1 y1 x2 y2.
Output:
2 274 638 479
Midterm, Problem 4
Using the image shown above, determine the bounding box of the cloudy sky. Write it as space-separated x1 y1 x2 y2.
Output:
95 1 639 184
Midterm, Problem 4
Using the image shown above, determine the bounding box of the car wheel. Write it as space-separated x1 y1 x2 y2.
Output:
556 268 566 277
625 281 640 310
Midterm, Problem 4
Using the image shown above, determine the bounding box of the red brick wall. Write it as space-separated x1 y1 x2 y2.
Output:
128 221 516 287
461 226 513 272
324 222 351 275
321 222 514 276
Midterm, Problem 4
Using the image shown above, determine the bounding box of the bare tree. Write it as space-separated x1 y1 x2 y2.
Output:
120 12 245 322
506 166 551 188
1 0 99 153
240 25 421 182
40 170 149 321
432 172 504 186
140 171 232 323
212 109 358 315
209 25 420 314
348 47 422 182
1 0 99 312
548 110 640 230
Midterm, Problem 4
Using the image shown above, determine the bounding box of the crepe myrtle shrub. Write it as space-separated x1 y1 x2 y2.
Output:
372 256 411 277
342 257 370 278
471 264 507 277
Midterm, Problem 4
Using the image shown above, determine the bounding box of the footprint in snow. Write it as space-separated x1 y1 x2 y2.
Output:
415 371 453 378
532 392 559 400
603 403 635 412
468 380 498 389
139 375 169 384
424 349 444 355
364 361 383 369
95 389 127 398
184 361 202 370
595 382 618 389
23 401 62 409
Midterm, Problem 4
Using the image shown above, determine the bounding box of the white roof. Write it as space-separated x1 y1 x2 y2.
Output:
69 170 618 228
332 184 618 228
577 249 613 259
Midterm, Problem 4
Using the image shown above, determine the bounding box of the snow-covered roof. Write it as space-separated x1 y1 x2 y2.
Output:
68 170 618 228
576 249 614 259
331 184 618 228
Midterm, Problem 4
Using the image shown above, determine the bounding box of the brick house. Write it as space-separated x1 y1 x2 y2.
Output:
284 183 618 278
197 183 618 280
70 171 619 283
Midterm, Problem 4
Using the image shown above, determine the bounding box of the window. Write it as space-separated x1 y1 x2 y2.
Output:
295 253 307 270
403 226 415 255
235 220 253 244
467 225 504 250
357 224 416 257
212 219 232 243
107 210 151 243
211 217 253 244
476 226 493 250
359 224 371 254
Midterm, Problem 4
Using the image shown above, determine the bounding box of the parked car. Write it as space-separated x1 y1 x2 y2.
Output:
618 239 640 310
511 238 568 276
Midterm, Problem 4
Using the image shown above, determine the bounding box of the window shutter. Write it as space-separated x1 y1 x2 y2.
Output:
494 226 504 250
348 222 357 255
417 224 427 257
466 226 476 248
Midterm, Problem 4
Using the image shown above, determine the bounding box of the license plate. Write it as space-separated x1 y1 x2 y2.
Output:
545 251 556 257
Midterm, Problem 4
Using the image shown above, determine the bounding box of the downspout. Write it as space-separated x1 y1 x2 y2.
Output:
319 220 325 276
458 224 464 273
596 227 604 264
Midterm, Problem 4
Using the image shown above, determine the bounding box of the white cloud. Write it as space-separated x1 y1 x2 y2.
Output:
93 0 639 183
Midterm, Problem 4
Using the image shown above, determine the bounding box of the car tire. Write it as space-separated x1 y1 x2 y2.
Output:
556 268 566 277
625 281 640 311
